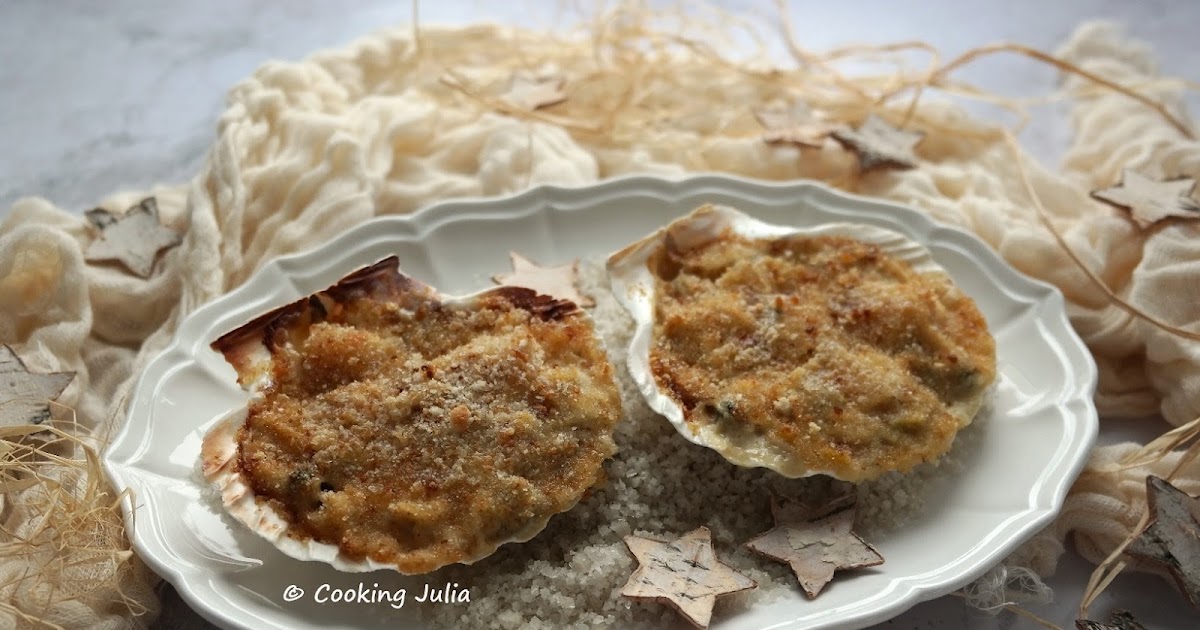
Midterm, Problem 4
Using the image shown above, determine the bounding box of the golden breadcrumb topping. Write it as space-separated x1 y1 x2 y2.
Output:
235 289 621 573
648 231 995 481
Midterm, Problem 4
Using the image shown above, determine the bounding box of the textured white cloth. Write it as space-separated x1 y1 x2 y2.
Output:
1 19 1197 628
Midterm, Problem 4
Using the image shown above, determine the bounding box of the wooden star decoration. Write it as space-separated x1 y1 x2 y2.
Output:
84 197 182 278
0 345 75 429
1124 475 1200 609
501 73 567 111
491 252 594 307
752 101 838 148
1090 169 1200 229
745 494 883 598
1075 609 1147 630
621 527 756 628
831 114 924 171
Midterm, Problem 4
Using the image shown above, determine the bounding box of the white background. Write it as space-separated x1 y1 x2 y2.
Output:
1 1 1196 628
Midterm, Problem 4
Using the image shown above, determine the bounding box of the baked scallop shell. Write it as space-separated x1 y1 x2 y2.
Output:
606 204 995 482
201 257 621 573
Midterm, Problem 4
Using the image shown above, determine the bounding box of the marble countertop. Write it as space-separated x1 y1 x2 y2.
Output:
2 1 1196 629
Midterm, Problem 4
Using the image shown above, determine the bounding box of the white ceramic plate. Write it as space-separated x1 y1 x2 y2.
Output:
104 175 1098 630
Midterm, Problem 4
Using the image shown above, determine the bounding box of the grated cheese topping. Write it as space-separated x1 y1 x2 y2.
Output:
220 274 622 574
647 231 996 482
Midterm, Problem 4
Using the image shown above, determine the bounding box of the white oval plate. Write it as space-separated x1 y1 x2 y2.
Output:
104 174 1097 630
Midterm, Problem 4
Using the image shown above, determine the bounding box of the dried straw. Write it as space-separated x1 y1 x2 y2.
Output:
0 420 152 628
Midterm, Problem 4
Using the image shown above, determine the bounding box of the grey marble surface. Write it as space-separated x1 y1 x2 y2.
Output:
3 1 1197 629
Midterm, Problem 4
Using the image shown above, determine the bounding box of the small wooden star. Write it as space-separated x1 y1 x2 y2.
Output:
491 252 594 307
831 114 924 171
1075 609 1147 630
1124 475 1200 609
84 197 182 278
753 101 837 148
745 494 883 598
621 527 756 628
0 345 75 428
501 73 567 111
1090 169 1200 229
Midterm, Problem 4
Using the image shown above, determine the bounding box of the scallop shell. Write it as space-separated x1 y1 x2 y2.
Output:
201 257 611 573
606 204 988 480
202 406 406 572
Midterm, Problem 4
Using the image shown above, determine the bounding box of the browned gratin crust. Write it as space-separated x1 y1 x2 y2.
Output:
647 232 996 482
206 257 622 573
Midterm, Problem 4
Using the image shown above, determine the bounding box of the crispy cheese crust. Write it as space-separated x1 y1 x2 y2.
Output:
209 258 621 573
648 232 996 482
